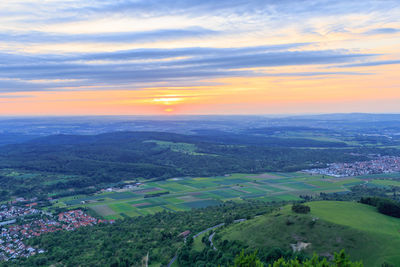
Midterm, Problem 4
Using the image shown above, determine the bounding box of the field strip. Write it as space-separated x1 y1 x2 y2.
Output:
262 182 295 191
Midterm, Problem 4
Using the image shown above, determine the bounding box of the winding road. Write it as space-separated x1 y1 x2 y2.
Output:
167 218 247 266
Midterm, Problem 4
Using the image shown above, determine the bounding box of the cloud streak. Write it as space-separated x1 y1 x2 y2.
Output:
363 28 400 35
0 45 374 93
340 60 400 68
0 27 219 44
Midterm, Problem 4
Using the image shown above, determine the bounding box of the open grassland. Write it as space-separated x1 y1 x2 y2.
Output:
193 231 208 252
308 201 400 239
218 201 400 267
144 140 211 156
308 201 400 266
54 172 370 219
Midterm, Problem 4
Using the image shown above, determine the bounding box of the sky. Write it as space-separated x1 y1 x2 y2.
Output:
1 0 400 115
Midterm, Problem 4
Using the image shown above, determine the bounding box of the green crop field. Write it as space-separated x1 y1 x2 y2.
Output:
109 203 135 213
209 189 241 198
218 201 400 267
183 199 221 209
284 182 316 190
54 172 382 220
369 179 400 187
90 205 116 216
358 172 400 179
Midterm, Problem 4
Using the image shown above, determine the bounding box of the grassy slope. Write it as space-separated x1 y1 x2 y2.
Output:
308 201 400 266
218 201 400 267
193 231 208 252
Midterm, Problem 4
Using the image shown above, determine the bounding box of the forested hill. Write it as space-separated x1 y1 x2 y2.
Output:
0 130 391 198
23 130 348 147
0 131 363 176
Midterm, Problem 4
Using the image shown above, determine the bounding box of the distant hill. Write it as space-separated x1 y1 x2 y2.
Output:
216 201 400 267
0 133 39 146
0 131 360 179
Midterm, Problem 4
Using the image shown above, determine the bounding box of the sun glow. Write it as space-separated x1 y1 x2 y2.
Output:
152 97 183 105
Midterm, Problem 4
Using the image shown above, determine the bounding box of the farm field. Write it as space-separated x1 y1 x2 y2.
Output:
369 179 400 187
358 172 400 179
52 172 373 219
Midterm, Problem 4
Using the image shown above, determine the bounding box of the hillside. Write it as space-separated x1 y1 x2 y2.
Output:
216 201 400 266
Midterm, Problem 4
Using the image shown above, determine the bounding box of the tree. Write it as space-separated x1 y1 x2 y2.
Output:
269 250 363 267
291 203 310 214
231 249 363 267
232 250 264 267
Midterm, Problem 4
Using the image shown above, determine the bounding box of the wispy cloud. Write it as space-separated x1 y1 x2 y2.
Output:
0 27 218 44
0 45 374 93
340 60 400 68
363 28 400 35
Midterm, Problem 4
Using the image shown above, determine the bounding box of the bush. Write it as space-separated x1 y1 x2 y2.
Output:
291 203 310 214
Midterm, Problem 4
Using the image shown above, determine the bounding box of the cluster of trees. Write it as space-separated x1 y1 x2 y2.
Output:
302 184 400 203
291 204 310 214
0 189 9 201
232 249 363 267
360 197 400 218
178 238 299 267
178 228 364 267
0 172 100 200
4 200 277 266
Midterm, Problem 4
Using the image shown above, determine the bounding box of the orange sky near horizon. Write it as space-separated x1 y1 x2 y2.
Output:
0 63 400 115
1 64 399 115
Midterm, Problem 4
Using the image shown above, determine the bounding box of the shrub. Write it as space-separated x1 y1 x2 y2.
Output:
291 203 310 214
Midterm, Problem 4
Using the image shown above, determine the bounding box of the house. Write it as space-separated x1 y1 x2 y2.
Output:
178 230 191 238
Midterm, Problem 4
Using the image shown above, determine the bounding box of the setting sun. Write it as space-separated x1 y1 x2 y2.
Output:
152 97 184 105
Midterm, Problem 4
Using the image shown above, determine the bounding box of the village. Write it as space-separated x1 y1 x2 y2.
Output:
305 156 400 177
0 200 42 222
0 202 114 261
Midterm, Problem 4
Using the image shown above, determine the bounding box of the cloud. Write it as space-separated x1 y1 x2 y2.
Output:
264 71 373 77
0 80 52 93
339 60 400 68
363 28 400 35
169 50 372 69
5 0 400 32
0 27 218 44
0 94 33 98
0 0 398 96
80 43 311 61
0 45 374 93
71 0 400 19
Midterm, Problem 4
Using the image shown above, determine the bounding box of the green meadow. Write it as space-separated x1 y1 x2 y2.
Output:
218 201 400 267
